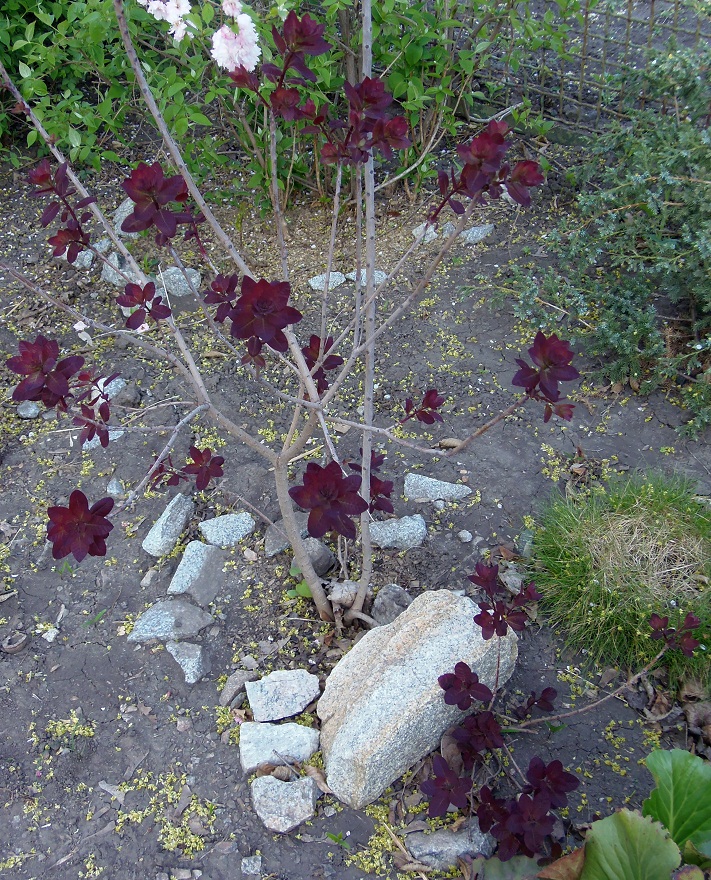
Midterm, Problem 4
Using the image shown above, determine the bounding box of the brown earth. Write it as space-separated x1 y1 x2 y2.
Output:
0 153 709 880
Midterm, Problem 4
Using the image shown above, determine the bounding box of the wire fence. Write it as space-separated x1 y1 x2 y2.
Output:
490 0 711 130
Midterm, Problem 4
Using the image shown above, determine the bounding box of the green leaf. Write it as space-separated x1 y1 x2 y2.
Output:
67 127 81 148
202 2 214 24
18 61 32 78
643 749 711 850
580 809 680 880
295 581 312 598
404 43 423 66
26 129 38 147
189 111 212 126
289 562 302 578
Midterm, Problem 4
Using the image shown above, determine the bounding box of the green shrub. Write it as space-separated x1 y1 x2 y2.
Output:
532 472 711 686
512 43 711 436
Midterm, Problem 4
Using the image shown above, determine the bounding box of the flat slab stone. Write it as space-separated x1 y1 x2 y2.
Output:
370 515 427 550
303 537 335 576
317 590 517 808
127 599 213 643
250 775 320 833
167 541 227 607
407 827 494 868
264 512 309 557
246 669 321 722
16 401 41 419
142 494 194 557
100 252 143 286
461 223 494 245
166 640 211 684
345 269 388 286
308 271 346 291
199 513 255 548
239 722 320 773
404 473 472 502
371 584 412 625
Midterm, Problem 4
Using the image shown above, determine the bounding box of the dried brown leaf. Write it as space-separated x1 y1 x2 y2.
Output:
303 765 333 794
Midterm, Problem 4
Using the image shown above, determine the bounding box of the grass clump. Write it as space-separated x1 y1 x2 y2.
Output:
532 472 711 685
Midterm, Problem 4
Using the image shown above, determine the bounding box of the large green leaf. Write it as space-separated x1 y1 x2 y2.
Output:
469 855 540 879
580 809 680 880
643 749 711 850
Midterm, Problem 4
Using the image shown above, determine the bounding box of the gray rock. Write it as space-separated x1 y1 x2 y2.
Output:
167 541 227 607
100 252 143 286
303 537 335 576
370 515 427 550
113 198 140 238
371 584 413 626
250 775 320 833
407 826 494 869
94 237 112 254
307 271 346 292
518 529 534 558
239 722 320 773
246 669 321 722
71 249 95 270
457 529 473 543
166 640 212 684
142 493 194 557
460 223 494 245
345 269 388 286
106 477 125 498
98 376 127 400
264 512 309 557
317 590 517 808
157 267 201 299
199 513 255 548
219 669 259 706
412 222 438 244
441 221 457 238
240 856 262 876
16 401 41 419
127 599 213 643
83 427 125 451
404 473 472 502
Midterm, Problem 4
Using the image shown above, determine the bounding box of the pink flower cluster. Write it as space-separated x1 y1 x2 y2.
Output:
137 0 261 71
137 0 192 42
210 9 261 72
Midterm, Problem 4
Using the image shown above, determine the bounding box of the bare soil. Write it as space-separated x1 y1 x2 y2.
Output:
0 155 709 880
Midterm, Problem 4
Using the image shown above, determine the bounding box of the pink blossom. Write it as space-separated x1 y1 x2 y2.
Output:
222 0 243 17
210 16 261 72
137 0 192 41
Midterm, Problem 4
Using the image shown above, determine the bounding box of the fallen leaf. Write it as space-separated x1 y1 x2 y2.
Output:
497 545 516 561
270 766 294 782
392 851 433 872
437 438 461 449
598 667 618 688
679 678 708 703
304 765 333 794
243 548 258 562
0 591 18 603
440 731 464 777
537 846 585 879
98 780 125 806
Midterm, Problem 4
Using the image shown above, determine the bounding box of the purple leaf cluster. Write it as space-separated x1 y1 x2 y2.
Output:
47 490 114 562
228 276 302 355
467 562 541 641
289 460 368 540
402 388 445 425
116 281 172 330
419 754 470 817
348 449 394 514
28 159 94 263
649 612 700 657
477 758 578 861
121 162 205 248
432 121 545 221
71 370 119 449
6 335 85 410
512 331 580 419
151 447 224 492
512 687 558 720
438 661 493 711
301 335 344 394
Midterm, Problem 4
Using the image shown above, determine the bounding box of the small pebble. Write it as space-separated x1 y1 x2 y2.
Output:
457 530 473 543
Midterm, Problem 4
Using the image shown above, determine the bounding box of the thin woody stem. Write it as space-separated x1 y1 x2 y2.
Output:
318 163 343 346
0 60 146 284
445 397 529 456
112 0 252 278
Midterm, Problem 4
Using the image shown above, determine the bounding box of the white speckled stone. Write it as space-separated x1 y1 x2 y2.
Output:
198 513 255 548
370 515 427 550
404 473 472 502
142 494 194 557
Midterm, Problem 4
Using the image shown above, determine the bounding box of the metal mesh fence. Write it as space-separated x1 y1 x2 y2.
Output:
490 0 711 130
